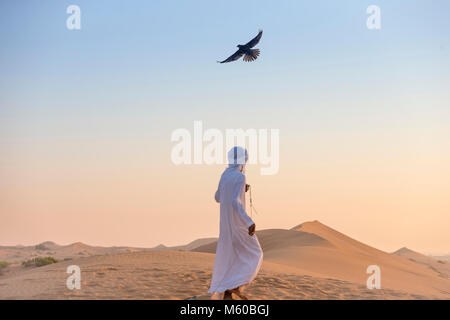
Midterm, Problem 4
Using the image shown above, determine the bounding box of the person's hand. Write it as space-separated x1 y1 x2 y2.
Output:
248 223 256 236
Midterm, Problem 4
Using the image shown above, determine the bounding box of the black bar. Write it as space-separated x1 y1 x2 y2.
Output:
0 300 447 319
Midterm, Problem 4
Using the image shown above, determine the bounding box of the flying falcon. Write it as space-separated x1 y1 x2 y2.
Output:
217 30 263 63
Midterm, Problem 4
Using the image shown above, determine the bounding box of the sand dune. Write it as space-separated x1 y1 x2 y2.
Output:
1 221 449 299
194 221 450 298
286 221 449 297
194 228 330 253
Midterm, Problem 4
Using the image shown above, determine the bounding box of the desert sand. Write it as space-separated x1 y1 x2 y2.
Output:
0 221 449 299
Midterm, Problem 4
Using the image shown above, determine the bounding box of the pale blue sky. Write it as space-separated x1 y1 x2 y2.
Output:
1 0 449 120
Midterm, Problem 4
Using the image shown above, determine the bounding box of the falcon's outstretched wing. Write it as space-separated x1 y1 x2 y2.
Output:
245 30 263 48
217 49 244 63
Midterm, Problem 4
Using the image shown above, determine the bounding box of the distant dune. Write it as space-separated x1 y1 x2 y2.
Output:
392 247 449 279
0 242 148 263
156 238 218 252
0 237 217 266
1 221 449 299
433 254 450 262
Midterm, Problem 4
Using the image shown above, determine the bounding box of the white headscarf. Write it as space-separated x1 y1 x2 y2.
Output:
227 146 248 172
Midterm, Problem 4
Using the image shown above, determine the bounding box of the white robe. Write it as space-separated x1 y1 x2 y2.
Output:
208 165 263 294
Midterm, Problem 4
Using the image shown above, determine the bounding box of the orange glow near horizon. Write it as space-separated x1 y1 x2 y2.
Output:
1 122 449 255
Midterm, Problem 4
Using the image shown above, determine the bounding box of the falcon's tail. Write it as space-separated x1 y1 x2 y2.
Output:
243 49 260 62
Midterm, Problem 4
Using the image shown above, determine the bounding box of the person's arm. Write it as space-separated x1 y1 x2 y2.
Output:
232 174 255 232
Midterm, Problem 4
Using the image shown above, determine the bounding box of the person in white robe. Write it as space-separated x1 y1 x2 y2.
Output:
209 146 263 300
